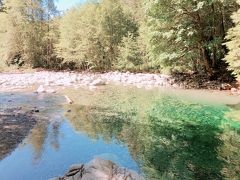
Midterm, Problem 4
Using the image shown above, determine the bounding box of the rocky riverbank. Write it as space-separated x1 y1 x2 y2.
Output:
50 158 144 180
0 71 173 91
0 71 239 95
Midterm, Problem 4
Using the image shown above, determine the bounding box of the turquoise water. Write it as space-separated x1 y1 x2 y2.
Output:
0 86 240 179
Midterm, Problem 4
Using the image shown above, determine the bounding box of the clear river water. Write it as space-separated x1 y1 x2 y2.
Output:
0 85 240 180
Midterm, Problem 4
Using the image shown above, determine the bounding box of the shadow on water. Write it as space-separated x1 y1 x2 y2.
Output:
65 95 240 179
0 109 37 160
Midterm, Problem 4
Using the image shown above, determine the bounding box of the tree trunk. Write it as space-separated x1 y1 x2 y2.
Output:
201 47 213 75
212 47 216 68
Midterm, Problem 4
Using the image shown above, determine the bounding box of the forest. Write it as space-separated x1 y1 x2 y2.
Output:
0 0 240 79
1 1 240 179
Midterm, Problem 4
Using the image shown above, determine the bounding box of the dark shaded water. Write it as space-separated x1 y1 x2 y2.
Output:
0 86 240 179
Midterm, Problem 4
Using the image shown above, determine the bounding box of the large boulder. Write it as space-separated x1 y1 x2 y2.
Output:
50 158 144 180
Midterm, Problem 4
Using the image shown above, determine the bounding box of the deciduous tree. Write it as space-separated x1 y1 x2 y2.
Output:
225 0 240 76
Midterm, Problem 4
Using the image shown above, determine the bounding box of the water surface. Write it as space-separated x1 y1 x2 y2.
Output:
0 86 239 179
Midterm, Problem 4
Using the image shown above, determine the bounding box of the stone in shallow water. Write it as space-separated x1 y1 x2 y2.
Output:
65 95 73 104
36 85 46 93
90 79 106 86
51 158 144 180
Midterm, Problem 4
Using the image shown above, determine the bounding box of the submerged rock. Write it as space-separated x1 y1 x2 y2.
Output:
50 158 144 180
36 85 57 94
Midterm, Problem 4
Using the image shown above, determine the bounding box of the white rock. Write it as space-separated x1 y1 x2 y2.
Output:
221 83 232 90
231 88 238 94
172 84 179 88
36 85 46 93
65 95 73 104
90 79 106 86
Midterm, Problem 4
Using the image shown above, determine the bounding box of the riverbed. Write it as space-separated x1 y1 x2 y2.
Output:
0 83 240 179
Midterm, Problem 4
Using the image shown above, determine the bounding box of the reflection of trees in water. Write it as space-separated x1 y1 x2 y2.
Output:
65 105 129 143
49 121 61 151
219 129 240 178
142 97 240 179
226 103 240 121
28 121 48 161
66 96 240 179
28 120 61 162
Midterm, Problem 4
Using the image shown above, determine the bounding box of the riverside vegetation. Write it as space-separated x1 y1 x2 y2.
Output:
0 0 240 85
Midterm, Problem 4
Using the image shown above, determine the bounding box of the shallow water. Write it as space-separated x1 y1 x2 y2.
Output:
0 86 240 179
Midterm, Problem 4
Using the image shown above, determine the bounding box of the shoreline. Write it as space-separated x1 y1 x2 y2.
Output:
0 70 173 91
0 70 239 96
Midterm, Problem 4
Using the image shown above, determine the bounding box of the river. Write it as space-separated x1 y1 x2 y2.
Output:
0 85 239 179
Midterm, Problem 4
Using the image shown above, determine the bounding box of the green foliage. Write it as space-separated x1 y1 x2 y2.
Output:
0 0 25 66
116 34 143 71
225 0 240 76
0 0 239 79
0 0 58 68
56 3 98 70
146 0 238 75
57 0 138 70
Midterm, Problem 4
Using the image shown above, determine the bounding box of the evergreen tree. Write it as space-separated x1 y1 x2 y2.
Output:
146 0 238 75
